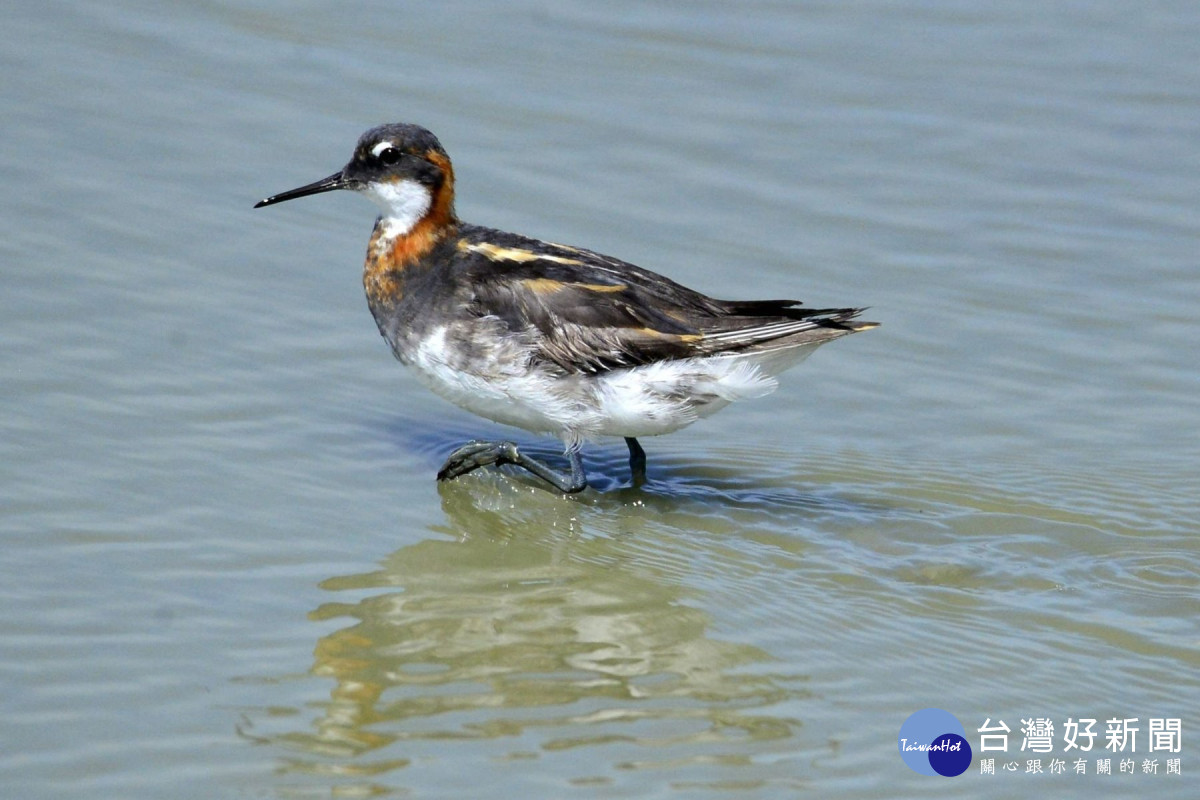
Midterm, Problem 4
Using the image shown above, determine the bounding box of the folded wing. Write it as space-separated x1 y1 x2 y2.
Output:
460 228 875 375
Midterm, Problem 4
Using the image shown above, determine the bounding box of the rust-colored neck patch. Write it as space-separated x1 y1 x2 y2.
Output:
363 150 458 309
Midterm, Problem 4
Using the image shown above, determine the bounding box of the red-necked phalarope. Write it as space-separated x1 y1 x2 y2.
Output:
256 123 877 493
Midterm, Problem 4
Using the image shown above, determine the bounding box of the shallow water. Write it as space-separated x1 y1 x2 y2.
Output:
3 1 1198 797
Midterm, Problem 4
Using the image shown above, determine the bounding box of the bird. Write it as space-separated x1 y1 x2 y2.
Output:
255 123 876 493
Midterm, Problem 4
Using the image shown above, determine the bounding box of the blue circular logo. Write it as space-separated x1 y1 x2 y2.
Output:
898 708 972 777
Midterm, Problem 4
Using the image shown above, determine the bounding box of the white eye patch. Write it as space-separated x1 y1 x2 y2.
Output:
371 140 395 158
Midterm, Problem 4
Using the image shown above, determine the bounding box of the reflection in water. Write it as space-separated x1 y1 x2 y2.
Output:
252 476 810 793
232 444 1199 796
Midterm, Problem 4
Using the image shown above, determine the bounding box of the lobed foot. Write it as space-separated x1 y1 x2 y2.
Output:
437 440 521 482
437 439 588 494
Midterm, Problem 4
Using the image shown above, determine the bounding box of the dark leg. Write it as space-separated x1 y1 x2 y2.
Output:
625 437 646 486
437 440 588 493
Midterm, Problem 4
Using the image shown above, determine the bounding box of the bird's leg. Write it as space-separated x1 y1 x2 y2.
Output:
437 440 588 493
625 437 647 486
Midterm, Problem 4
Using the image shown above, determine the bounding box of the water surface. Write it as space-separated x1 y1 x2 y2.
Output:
3 1 1197 797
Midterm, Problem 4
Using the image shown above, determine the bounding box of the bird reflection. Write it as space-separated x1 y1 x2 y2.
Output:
251 476 806 788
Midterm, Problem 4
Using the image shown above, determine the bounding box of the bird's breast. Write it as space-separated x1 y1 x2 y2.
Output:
362 215 460 309
362 225 412 309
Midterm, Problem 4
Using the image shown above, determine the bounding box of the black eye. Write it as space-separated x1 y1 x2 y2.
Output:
378 147 402 166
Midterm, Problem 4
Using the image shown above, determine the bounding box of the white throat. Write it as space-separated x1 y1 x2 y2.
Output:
362 179 432 240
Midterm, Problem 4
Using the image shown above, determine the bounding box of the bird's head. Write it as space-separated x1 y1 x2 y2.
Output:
255 123 457 238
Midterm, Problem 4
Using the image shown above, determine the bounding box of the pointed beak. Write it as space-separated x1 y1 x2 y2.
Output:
254 171 350 208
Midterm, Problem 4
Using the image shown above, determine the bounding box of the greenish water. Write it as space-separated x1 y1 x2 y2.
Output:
3 1 1197 797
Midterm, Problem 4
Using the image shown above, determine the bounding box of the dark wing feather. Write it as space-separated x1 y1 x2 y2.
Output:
457 226 873 374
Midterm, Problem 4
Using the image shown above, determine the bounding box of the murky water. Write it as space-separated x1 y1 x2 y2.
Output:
3 1 1197 797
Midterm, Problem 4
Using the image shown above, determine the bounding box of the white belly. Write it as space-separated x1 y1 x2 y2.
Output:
408 325 815 444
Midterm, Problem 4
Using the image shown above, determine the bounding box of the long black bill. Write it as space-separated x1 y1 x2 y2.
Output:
254 171 348 208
